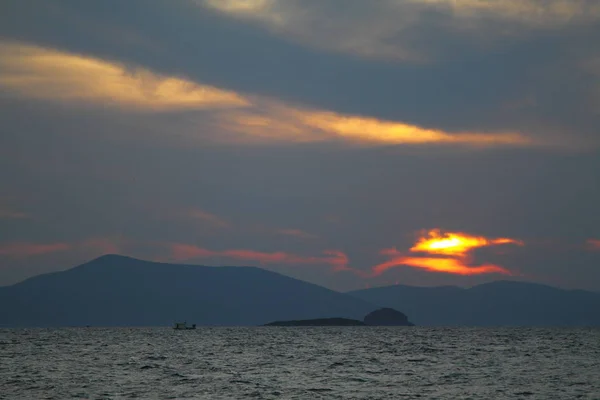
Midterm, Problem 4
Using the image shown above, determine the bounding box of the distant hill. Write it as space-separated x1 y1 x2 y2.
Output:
348 281 600 326
0 255 377 327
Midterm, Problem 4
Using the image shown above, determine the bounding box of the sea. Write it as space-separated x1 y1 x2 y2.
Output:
1 327 599 399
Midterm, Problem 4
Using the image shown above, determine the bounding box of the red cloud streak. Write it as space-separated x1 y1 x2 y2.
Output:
170 243 348 270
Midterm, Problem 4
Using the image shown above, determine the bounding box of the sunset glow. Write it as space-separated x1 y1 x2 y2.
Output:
410 229 524 257
373 256 510 276
372 229 522 276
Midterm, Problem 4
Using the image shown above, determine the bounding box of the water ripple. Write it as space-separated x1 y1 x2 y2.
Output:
0 327 599 399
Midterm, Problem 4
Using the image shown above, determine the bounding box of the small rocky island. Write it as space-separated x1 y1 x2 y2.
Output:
363 307 414 326
263 308 414 326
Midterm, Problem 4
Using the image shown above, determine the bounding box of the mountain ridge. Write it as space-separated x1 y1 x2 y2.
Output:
0 254 378 327
348 281 600 326
2 254 598 327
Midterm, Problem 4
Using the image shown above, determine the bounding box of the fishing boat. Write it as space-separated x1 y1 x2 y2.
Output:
173 321 196 330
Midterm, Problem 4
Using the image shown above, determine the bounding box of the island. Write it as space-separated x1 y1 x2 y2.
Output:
262 308 415 326
264 317 366 326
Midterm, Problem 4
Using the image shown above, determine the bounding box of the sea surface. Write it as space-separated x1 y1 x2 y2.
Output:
1 327 599 399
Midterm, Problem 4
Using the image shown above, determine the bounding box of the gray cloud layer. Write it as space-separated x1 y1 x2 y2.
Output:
1 0 599 290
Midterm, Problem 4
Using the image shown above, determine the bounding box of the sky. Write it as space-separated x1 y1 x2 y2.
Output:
1 0 599 291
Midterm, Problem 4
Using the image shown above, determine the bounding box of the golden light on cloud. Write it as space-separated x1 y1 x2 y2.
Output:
0 41 249 111
218 105 531 147
0 40 533 148
410 229 524 257
373 255 510 276
297 110 530 146
372 229 523 276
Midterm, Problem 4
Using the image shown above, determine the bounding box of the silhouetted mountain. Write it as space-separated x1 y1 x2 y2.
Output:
0 255 377 327
348 281 600 326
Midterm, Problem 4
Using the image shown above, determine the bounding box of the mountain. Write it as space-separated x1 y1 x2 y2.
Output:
348 281 600 326
0 255 377 327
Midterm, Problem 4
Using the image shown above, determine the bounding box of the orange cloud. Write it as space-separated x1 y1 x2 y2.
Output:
0 242 71 257
170 243 348 270
373 255 511 276
586 239 600 250
372 229 522 276
410 229 523 257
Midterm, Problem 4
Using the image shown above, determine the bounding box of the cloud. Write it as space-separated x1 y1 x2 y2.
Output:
0 242 71 257
371 229 523 276
202 0 600 62
586 239 600 251
170 243 348 269
0 40 534 148
410 229 523 257
2 0 598 150
0 41 249 111
413 0 600 25
187 209 231 229
373 255 511 276
217 102 533 147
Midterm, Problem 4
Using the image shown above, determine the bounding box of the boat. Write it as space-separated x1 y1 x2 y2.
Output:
173 321 196 330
